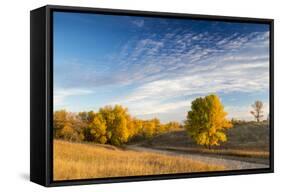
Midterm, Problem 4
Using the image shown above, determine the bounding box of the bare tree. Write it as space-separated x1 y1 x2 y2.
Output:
250 101 264 122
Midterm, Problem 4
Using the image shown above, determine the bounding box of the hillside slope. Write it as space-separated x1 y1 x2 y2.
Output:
129 122 270 164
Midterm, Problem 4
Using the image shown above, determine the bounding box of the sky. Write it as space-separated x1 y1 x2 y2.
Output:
53 11 270 123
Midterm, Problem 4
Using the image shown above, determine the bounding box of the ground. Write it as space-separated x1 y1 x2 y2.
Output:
53 140 223 180
53 121 270 180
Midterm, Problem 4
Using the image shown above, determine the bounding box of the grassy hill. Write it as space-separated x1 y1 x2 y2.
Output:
130 121 270 163
53 140 224 181
225 121 269 150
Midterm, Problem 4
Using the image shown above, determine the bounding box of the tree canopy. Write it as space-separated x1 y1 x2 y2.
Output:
185 94 233 148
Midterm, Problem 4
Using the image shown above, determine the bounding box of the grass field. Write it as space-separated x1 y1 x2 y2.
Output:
53 122 269 180
53 140 224 181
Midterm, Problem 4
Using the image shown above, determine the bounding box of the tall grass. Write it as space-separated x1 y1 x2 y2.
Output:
54 140 224 180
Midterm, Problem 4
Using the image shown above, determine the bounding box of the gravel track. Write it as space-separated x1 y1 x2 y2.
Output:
127 146 269 170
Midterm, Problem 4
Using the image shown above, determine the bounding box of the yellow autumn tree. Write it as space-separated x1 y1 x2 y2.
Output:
164 121 181 132
89 113 107 144
53 110 68 138
54 110 84 141
185 94 233 149
127 117 143 139
142 119 155 138
99 105 130 146
60 123 80 141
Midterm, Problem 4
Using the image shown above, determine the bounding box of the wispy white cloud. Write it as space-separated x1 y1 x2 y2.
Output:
107 30 269 120
54 88 93 107
131 19 144 27
114 31 269 87
108 99 190 123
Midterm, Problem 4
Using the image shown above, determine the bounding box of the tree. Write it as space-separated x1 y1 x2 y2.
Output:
78 111 96 141
61 123 80 141
142 120 156 138
53 110 85 141
53 110 68 138
250 100 264 122
185 94 233 149
89 113 107 144
127 117 142 139
78 111 96 124
99 105 130 146
165 121 181 132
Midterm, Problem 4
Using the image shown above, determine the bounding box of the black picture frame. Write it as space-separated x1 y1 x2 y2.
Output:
30 4 274 187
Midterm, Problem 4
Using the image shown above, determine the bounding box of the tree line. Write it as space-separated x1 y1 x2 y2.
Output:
54 94 266 148
53 105 181 146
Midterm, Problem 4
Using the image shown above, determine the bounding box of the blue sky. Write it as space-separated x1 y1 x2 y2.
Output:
53 11 270 123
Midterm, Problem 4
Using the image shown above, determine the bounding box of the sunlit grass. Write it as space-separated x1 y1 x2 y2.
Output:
157 146 269 158
53 140 224 180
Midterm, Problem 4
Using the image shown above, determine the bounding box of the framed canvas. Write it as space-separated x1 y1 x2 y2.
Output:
30 5 274 187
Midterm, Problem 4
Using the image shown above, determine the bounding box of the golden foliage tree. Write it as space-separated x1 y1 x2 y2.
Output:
60 124 79 141
165 121 180 132
78 111 95 123
99 105 130 146
142 120 156 138
185 94 232 149
53 110 68 138
127 118 143 140
53 110 84 141
89 113 107 144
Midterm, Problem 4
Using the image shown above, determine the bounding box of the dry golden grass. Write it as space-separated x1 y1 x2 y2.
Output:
54 140 224 180
158 146 269 159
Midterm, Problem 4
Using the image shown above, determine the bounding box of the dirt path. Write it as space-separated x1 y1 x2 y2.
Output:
127 146 269 170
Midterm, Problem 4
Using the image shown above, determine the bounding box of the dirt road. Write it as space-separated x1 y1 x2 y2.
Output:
127 146 269 170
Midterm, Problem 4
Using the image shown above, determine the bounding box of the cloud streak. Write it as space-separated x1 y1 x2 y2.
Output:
54 87 93 107
131 19 144 27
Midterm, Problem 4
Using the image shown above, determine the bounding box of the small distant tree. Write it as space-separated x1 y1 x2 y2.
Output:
185 94 233 149
165 121 180 132
250 100 264 122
